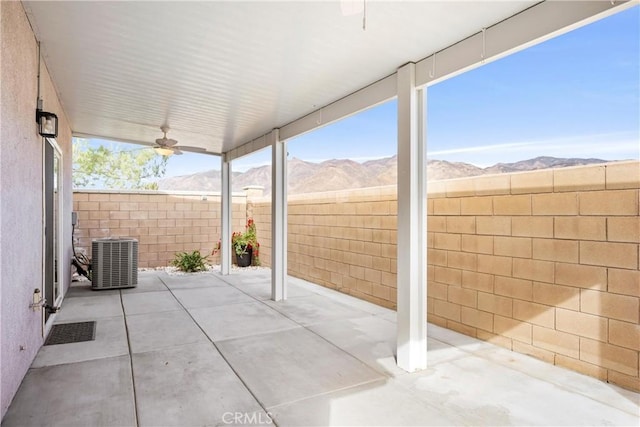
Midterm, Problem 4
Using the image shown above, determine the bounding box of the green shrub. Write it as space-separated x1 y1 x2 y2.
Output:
171 250 209 272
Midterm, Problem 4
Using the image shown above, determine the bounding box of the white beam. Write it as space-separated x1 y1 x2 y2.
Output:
396 62 427 372
416 0 633 88
279 74 397 141
225 134 269 163
271 129 287 301
220 154 232 275
225 74 396 162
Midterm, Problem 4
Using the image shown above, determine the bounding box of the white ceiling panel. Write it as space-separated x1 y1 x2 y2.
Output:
23 1 541 154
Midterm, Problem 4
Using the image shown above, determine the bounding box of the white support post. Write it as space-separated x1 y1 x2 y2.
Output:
220 154 232 275
271 129 287 301
396 63 427 372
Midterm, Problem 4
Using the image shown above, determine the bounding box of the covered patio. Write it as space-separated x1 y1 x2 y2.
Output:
18 0 638 374
3 270 637 426
2 0 639 421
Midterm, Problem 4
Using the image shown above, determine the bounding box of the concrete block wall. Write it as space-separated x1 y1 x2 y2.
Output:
250 201 272 267
250 161 640 391
251 186 399 309
73 191 247 267
425 161 639 392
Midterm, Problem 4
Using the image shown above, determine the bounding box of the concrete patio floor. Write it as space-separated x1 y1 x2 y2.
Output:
3 269 639 427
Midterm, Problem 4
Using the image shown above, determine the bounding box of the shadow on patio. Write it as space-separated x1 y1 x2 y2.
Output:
3 269 638 426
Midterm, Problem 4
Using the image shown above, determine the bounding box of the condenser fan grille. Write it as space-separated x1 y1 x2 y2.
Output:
92 238 138 289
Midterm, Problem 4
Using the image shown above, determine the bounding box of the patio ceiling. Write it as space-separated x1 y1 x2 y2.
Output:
23 1 540 156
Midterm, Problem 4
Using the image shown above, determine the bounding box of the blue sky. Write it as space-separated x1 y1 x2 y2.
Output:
85 5 639 175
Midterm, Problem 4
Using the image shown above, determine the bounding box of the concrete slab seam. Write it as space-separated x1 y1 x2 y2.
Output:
216 274 400 383
156 274 271 417
119 290 140 427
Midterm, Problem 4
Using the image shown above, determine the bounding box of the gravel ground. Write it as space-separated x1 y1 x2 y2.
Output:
139 264 268 275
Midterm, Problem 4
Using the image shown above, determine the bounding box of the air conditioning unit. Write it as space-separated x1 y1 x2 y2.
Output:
91 238 138 289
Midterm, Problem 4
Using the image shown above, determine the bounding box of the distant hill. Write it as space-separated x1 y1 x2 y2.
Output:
158 156 614 196
482 156 612 174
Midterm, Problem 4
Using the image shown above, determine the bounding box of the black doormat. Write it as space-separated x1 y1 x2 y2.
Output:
45 321 96 346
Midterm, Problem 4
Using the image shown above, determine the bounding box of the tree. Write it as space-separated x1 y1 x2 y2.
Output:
73 139 168 190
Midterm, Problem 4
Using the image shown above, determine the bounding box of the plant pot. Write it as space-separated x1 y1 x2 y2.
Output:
235 247 253 267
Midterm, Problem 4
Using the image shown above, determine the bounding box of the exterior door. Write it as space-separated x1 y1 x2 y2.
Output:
44 139 63 324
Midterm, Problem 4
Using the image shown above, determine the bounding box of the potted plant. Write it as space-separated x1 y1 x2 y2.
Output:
211 218 261 267
232 218 260 267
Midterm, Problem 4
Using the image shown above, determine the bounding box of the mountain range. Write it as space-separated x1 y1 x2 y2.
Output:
158 156 613 196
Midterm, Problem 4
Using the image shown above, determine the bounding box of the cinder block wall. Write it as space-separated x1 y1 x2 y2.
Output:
250 201 272 267
73 190 247 267
251 161 639 391
250 186 398 308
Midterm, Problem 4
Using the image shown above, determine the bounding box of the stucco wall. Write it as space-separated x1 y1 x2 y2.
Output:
1 1 73 417
250 162 640 392
72 191 247 268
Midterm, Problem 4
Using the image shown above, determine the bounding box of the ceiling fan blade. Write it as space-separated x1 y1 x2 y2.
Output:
155 137 178 147
172 148 183 155
176 145 206 152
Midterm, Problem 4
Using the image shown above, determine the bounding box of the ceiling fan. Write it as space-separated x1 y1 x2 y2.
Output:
153 126 205 156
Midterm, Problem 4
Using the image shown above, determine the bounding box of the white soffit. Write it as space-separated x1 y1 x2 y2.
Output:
22 1 630 158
